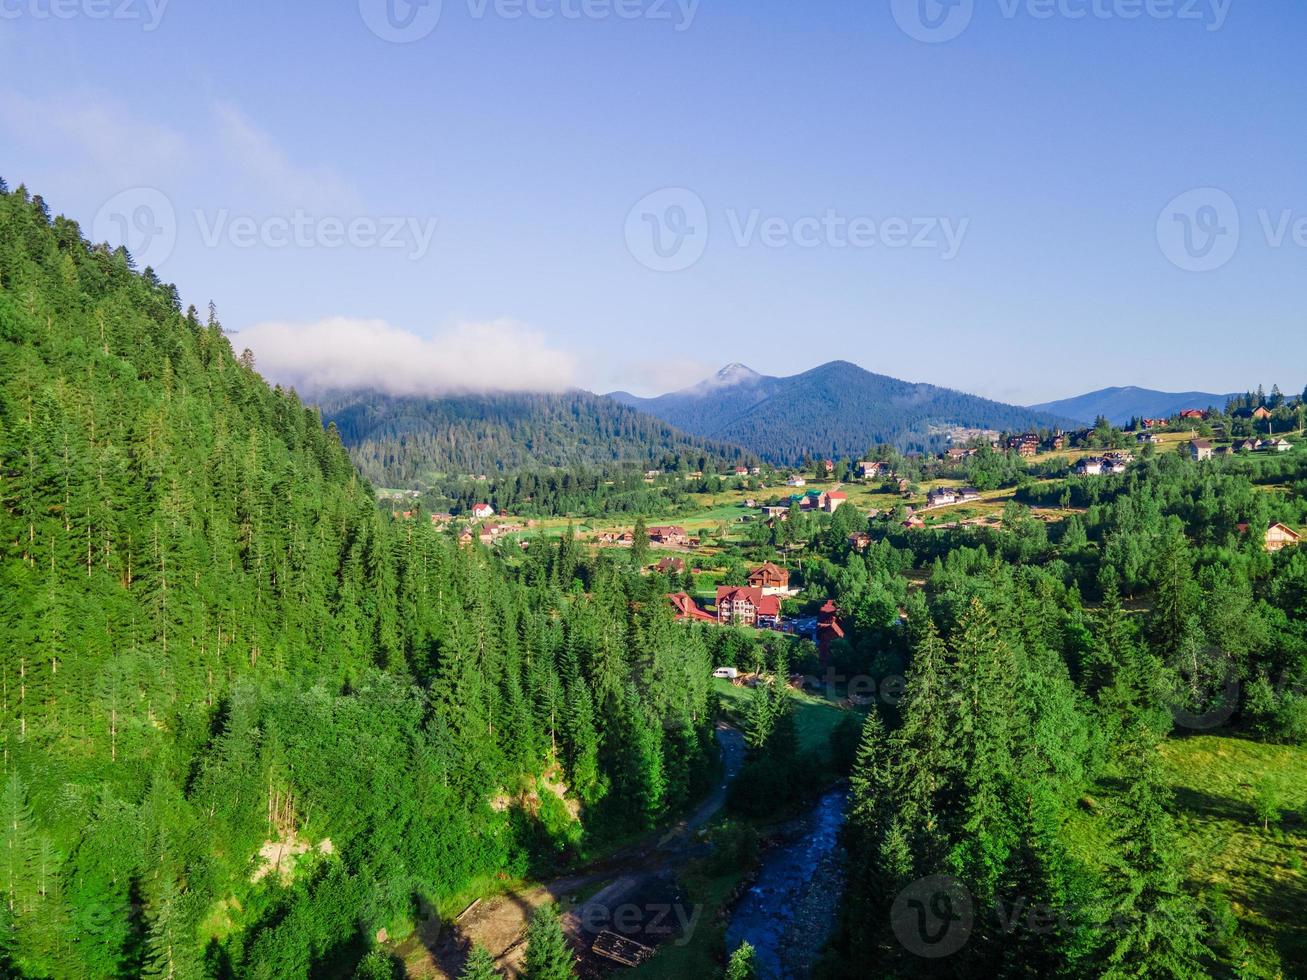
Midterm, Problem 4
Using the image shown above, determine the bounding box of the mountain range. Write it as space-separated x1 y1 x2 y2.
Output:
1029 386 1240 427
609 361 1075 464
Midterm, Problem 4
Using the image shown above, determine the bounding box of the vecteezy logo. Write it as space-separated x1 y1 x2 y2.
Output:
890 0 974 43
93 188 177 270
624 188 709 272
891 875 974 958
1156 188 1240 272
359 0 442 42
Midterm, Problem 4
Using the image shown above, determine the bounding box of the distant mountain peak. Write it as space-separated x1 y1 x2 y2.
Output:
711 363 762 386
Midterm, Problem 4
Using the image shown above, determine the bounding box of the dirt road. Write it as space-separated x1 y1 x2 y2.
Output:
395 723 746 978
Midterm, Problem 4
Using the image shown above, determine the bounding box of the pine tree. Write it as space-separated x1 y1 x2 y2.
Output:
522 903 575 980
631 515 649 568
724 941 758 979
1098 727 1212 978
459 942 500 980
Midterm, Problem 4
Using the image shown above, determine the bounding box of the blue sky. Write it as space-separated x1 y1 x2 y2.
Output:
2 0 1304 403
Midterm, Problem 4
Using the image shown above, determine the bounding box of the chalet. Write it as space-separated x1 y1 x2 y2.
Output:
858 461 887 479
716 586 781 628
668 592 715 623
927 488 958 508
1137 432 1162 445
1265 523 1301 552
734 466 750 476
430 512 454 525
748 562 790 595
1189 439 1214 462
1236 439 1260 453
1007 433 1040 458
824 491 848 513
457 528 475 546
786 476 808 488
655 556 687 575
648 526 690 547
1240 523 1301 553
478 524 508 544
1179 409 1208 421
1264 439 1293 453
1143 418 1169 429
1252 407 1273 420
471 503 496 519
848 531 872 552
903 515 926 529
1048 434 1066 451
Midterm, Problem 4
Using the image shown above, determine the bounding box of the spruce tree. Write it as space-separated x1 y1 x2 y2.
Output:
459 942 500 980
1099 727 1212 979
724 941 758 979
522 903 576 980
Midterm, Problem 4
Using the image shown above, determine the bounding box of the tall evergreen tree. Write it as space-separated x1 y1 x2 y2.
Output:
522 903 576 980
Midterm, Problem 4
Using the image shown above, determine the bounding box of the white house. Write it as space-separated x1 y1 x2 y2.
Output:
471 503 496 519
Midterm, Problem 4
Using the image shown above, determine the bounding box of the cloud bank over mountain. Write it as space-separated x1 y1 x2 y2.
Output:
240 317 579 397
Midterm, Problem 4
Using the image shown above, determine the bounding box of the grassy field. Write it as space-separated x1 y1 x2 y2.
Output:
1162 735 1307 977
713 677 855 754
1067 734 1306 978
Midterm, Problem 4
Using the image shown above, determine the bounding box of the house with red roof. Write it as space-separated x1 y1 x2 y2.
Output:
824 491 848 513
471 503 495 519
668 592 716 623
648 526 690 547
716 586 781 628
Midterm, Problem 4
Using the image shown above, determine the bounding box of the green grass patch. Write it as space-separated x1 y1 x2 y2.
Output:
713 678 853 754
1160 735 1307 977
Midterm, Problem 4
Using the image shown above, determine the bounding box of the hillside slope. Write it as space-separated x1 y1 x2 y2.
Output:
0 183 717 978
612 361 1074 463
1030 385 1239 426
318 389 755 485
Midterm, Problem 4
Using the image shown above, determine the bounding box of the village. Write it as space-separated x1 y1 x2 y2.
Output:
379 404 1304 678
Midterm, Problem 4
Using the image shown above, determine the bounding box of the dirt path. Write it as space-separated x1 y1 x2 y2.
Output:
395 723 746 978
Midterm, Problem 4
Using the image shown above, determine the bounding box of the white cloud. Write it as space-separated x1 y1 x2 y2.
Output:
239 317 579 397
212 102 360 213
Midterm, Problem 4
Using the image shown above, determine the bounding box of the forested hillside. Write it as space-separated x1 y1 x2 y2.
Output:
611 361 1074 463
0 184 724 977
319 390 754 484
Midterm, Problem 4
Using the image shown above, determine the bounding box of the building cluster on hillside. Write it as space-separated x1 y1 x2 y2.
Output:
926 486 982 508
666 562 845 658
1190 437 1295 461
1075 452 1133 476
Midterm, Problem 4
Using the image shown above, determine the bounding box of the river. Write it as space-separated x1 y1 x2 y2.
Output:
724 787 850 979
